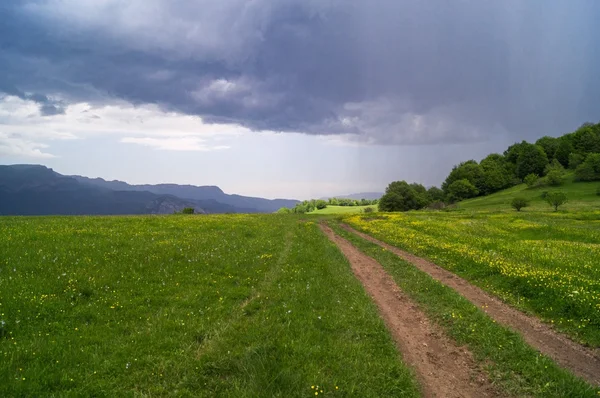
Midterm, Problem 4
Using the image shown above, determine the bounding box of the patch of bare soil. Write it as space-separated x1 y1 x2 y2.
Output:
340 223 600 386
320 224 498 398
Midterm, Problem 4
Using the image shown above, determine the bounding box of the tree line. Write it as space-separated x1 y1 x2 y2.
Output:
379 122 600 212
277 197 379 214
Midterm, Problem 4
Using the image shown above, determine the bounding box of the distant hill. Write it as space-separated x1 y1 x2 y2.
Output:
0 165 299 215
0 165 207 215
72 176 299 213
320 192 383 200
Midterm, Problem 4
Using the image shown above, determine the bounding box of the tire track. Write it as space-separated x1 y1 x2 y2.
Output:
320 223 498 398
340 222 600 386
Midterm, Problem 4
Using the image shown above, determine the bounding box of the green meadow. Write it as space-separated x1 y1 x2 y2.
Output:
0 215 419 397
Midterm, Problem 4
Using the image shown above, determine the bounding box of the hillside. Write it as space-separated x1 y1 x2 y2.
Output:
458 175 600 211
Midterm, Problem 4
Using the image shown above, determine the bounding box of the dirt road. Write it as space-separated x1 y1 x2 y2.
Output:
320 223 498 398
340 223 600 386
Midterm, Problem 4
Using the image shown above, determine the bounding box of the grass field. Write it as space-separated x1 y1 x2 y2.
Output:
459 175 600 211
0 215 420 397
344 211 600 347
308 205 377 215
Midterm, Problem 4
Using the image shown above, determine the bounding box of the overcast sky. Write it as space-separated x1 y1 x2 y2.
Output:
1 1 599 199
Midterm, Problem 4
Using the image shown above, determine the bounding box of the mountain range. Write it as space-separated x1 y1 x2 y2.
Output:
0 165 299 215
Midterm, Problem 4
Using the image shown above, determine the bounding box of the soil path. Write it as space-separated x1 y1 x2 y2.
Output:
340 223 600 386
320 224 498 398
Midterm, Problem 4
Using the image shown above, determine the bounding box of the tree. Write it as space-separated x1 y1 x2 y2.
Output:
442 161 485 195
572 124 600 155
575 153 600 181
504 141 529 164
379 181 430 212
568 153 585 169
535 136 559 160
516 144 548 179
554 138 574 168
524 173 538 187
181 207 195 214
446 179 479 202
511 197 529 212
479 154 513 194
276 207 292 214
427 186 445 202
545 191 568 211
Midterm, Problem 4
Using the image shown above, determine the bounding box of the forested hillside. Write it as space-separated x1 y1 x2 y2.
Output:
379 122 600 211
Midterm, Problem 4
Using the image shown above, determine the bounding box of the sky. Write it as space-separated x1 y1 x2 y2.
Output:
1 1 599 199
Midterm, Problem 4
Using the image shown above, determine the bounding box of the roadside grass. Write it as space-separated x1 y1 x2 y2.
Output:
0 215 419 397
328 221 599 397
344 211 600 347
308 205 377 215
459 175 600 211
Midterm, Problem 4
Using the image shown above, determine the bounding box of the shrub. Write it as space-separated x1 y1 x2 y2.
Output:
596 186 600 196
181 207 195 214
524 173 538 187
540 191 549 199
545 191 568 211
511 197 529 211
363 206 375 213
546 170 564 186
315 200 328 210
427 201 446 210
575 153 600 181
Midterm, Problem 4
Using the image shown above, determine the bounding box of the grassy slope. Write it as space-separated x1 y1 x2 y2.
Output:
459 175 600 211
329 221 598 397
309 205 377 215
0 215 419 397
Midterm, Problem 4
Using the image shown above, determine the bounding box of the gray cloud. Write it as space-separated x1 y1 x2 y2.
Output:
1 0 599 144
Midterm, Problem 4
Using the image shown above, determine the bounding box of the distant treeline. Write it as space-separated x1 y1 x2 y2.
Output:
379 122 600 212
277 198 378 214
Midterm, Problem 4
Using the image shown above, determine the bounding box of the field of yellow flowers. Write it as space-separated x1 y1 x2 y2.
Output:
0 215 419 397
344 211 600 347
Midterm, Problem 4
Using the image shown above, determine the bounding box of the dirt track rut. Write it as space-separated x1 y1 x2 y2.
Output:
340 223 600 386
320 224 498 398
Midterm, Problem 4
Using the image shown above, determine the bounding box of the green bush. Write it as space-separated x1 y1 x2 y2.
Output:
596 186 600 196
524 173 538 187
446 179 479 202
568 153 585 169
181 207 195 214
363 206 375 213
315 200 328 210
575 153 600 181
511 197 529 212
545 191 568 211
546 170 564 186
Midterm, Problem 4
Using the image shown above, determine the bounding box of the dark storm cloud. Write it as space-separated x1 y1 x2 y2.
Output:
1 0 599 144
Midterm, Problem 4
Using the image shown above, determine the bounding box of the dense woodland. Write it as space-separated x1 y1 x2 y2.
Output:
379 122 600 212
